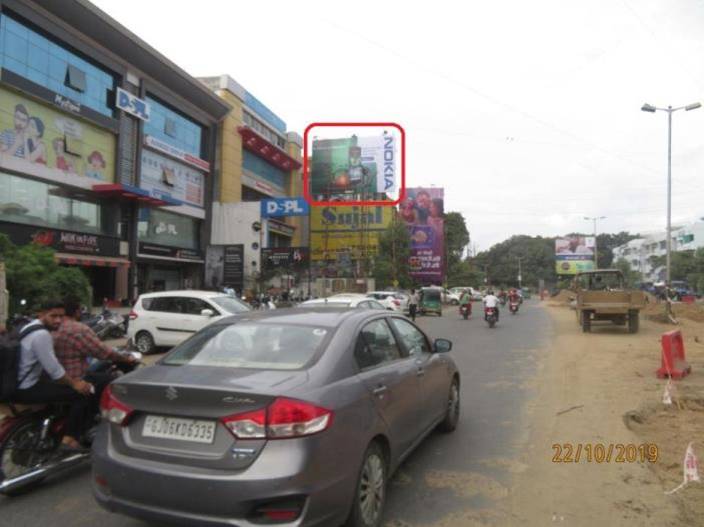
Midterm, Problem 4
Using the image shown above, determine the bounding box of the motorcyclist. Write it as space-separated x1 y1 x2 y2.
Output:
483 290 500 321
12 299 94 452
459 289 472 317
53 299 137 402
508 288 521 303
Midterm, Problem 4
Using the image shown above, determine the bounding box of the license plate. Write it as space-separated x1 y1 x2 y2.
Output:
143 415 216 444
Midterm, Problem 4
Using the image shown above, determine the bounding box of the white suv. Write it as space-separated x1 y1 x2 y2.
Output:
127 290 250 354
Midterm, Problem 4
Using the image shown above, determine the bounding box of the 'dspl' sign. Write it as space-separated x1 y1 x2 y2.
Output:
261 197 309 218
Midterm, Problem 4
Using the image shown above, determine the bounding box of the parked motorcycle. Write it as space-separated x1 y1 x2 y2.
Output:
459 303 471 320
84 309 127 341
485 307 498 328
0 350 141 496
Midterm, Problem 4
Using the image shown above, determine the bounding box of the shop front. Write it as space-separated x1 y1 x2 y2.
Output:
136 207 203 293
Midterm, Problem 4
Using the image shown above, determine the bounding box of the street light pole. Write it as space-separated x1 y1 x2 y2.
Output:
584 216 606 267
641 101 701 291
517 256 522 288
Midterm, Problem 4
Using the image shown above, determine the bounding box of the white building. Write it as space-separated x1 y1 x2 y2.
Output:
613 219 704 282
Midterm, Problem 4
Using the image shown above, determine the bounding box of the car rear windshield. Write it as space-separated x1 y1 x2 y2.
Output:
211 296 250 314
162 323 330 370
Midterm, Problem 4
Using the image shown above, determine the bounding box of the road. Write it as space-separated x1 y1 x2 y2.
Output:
1 300 552 527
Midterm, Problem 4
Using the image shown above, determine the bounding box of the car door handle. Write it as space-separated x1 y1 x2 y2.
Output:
416 368 425 377
372 385 388 396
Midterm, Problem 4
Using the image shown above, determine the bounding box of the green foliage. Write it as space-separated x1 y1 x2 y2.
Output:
474 235 556 289
613 258 640 287
650 249 704 291
444 212 473 287
595 232 641 268
0 234 90 314
372 215 413 289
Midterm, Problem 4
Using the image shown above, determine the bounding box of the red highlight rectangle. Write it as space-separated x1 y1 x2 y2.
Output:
303 122 406 207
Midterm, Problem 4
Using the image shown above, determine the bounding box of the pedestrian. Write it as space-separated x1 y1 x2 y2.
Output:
409 289 419 321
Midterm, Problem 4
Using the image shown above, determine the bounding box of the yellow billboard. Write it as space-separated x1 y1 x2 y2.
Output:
0 88 115 182
310 205 392 260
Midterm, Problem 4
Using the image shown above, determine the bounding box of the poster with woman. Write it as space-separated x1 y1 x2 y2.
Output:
401 187 445 284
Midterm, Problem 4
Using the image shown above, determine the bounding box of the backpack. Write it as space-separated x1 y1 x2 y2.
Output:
0 323 47 402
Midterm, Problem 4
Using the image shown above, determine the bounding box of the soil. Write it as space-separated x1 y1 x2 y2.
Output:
642 301 704 324
508 303 704 526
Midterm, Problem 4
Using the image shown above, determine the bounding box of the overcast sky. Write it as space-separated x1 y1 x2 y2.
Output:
93 0 704 252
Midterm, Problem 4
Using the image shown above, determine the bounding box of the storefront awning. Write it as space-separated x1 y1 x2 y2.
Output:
55 253 130 268
238 127 302 172
92 183 182 207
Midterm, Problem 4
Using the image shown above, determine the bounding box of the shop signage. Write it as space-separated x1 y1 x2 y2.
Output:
116 88 151 121
267 219 295 237
144 135 210 172
261 197 309 218
261 247 308 270
0 221 120 256
53 93 81 114
223 245 244 289
138 242 203 261
140 149 204 207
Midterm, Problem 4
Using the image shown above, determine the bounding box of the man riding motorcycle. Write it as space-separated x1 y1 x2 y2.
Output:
508 288 521 314
11 299 94 453
459 289 472 319
483 290 500 321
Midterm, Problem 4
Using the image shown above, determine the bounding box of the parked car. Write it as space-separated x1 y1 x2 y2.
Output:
298 295 387 310
127 290 251 354
449 287 482 301
94 309 459 527
366 291 407 311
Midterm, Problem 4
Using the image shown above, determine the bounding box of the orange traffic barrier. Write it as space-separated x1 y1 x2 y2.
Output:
656 330 691 380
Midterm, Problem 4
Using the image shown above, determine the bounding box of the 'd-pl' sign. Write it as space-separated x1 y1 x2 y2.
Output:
144 135 210 173
116 87 151 121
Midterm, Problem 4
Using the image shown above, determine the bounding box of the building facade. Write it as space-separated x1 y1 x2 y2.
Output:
613 220 704 282
199 75 306 295
0 0 229 304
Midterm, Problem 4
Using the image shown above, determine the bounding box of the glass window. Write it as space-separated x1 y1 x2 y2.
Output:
390 318 431 357
210 295 250 314
163 323 330 370
355 319 401 369
137 207 200 250
144 96 203 157
0 14 115 116
243 150 286 188
178 297 211 315
65 64 86 92
0 172 103 233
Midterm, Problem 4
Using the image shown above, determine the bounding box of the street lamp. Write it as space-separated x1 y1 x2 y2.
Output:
516 256 523 288
641 101 701 289
584 216 606 267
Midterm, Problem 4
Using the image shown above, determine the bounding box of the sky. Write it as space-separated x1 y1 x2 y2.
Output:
92 0 704 252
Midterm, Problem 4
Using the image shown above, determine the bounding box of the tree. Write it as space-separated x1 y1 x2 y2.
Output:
444 212 471 286
0 234 91 315
474 235 556 289
372 215 412 289
613 258 640 287
650 249 704 291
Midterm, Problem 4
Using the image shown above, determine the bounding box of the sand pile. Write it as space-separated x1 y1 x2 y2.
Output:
643 301 704 323
552 289 575 303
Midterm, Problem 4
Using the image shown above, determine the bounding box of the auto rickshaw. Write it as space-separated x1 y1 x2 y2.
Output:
419 287 443 316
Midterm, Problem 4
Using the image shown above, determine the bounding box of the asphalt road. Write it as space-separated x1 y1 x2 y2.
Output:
1 300 552 527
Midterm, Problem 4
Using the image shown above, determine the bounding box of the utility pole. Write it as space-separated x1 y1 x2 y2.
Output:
517 256 523 288
584 216 606 268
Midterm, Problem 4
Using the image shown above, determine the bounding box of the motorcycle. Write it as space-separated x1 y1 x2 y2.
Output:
509 300 520 315
0 350 141 496
485 307 498 328
84 309 127 341
459 303 472 320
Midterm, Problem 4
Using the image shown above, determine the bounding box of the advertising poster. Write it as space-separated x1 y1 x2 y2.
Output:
400 187 445 284
555 236 596 275
140 149 204 207
223 245 244 290
310 205 393 261
0 88 115 181
310 133 396 198
261 247 308 270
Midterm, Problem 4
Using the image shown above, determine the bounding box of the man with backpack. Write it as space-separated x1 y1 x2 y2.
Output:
5 299 94 452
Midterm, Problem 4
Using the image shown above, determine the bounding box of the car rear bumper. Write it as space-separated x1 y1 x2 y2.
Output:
92 427 354 527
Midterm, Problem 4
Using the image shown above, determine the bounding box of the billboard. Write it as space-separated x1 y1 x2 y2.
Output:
310 134 396 198
555 236 596 275
140 149 205 207
0 87 115 181
261 247 308 270
401 188 444 284
310 205 393 261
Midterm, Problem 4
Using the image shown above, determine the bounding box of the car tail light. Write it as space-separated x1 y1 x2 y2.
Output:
128 310 138 320
249 497 305 524
222 397 332 440
100 385 134 426
393 299 401 306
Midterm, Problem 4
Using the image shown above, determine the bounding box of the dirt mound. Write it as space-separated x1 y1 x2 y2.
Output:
643 301 704 323
552 289 575 303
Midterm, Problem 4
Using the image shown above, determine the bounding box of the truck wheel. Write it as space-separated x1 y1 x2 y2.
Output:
581 311 591 333
628 311 639 334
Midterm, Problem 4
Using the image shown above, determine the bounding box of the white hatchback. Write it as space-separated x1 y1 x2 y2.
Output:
127 290 251 354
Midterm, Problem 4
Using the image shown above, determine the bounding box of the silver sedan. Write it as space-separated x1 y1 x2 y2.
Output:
93 308 460 527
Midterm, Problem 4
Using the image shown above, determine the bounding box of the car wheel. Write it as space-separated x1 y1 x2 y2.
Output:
437 379 460 433
345 442 387 527
135 331 156 354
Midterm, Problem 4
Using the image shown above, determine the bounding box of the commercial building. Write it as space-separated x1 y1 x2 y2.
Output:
199 75 305 294
0 0 229 304
613 219 704 282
